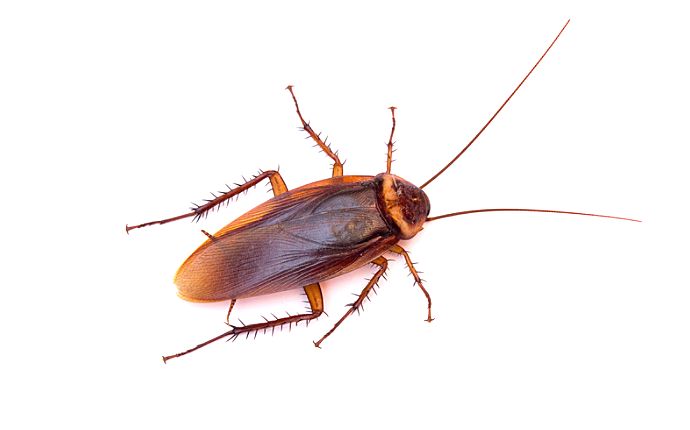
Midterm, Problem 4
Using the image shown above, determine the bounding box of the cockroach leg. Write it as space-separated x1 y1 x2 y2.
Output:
285 85 344 177
162 283 324 363
201 230 215 240
389 244 433 322
227 284 324 335
386 106 397 174
225 299 237 325
268 172 288 195
313 256 388 348
126 170 287 233
224 285 323 337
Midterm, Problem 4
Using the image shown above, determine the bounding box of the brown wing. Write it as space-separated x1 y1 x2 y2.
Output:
174 176 398 301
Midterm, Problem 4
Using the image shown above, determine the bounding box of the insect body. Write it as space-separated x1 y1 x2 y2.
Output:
174 174 429 304
126 20 638 362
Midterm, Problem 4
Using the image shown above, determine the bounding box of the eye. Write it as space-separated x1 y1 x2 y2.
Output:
423 192 431 216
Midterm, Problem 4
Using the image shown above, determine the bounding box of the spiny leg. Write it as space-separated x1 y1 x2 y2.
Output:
313 256 388 348
210 175 322 327
286 85 343 177
126 170 287 233
225 299 237 325
386 106 397 174
227 283 324 339
389 244 433 322
162 283 324 363
200 168 286 325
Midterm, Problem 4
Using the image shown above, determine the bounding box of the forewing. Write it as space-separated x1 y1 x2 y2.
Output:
214 175 375 237
174 177 397 301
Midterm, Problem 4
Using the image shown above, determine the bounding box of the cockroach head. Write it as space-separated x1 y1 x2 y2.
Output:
375 173 430 240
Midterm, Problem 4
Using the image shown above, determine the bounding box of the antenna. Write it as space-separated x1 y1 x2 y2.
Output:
420 20 570 189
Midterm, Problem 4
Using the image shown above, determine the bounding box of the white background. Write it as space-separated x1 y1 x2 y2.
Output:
1 1 688 429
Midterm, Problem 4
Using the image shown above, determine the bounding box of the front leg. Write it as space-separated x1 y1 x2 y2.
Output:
385 106 396 174
389 244 433 322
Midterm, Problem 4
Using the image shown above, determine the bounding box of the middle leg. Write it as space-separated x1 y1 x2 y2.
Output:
286 85 343 177
313 256 388 348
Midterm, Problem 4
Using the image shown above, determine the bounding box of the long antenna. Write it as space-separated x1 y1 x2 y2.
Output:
420 19 570 189
426 208 641 223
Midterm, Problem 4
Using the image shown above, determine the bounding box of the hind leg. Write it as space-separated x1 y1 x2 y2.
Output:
126 170 288 233
163 283 325 363
219 175 324 327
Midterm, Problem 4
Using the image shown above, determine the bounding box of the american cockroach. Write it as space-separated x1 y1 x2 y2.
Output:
126 20 639 362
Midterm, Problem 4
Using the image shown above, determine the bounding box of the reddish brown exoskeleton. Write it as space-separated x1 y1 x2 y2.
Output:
126 20 639 362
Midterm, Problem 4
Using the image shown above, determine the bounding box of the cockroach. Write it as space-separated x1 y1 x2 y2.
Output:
126 20 639 362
